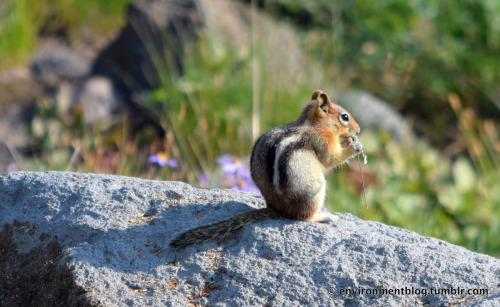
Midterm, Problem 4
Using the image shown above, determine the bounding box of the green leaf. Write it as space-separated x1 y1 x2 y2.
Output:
453 158 476 191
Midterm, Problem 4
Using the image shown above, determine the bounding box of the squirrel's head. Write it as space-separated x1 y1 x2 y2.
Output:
300 90 360 139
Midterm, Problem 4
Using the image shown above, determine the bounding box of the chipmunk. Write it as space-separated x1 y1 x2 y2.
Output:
170 90 362 249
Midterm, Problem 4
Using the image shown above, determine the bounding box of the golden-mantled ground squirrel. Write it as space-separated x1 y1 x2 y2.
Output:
170 90 362 248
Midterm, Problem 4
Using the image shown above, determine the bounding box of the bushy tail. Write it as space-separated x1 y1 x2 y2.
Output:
169 208 279 249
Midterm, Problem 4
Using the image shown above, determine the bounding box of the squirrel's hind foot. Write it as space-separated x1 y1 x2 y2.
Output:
309 213 338 224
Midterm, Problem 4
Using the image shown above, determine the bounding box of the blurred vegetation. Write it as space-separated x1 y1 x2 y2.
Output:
140 35 314 183
0 0 129 69
1 0 499 257
257 0 500 144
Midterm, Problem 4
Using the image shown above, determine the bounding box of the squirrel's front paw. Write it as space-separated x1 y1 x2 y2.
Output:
350 136 363 153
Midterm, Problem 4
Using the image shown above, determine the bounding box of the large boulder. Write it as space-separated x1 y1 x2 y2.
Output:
1 171 498 306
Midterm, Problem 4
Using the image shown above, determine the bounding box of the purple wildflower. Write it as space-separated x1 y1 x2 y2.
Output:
148 153 180 168
216 154 260 195
216 154 240 174
198 173 208 187
7 163 18 172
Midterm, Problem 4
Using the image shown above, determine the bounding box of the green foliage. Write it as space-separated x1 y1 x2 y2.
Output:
0 1 39 68
141 36 313 183
142 38 254 182
299 0 500 143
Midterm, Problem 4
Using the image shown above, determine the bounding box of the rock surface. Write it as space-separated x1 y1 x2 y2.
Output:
30 41 91 89
1 171 499 306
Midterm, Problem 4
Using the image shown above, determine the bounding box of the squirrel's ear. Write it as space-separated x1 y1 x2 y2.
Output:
312 90 330 113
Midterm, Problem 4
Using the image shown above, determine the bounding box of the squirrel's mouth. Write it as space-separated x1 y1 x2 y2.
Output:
340 135 356 148
340 134 358 148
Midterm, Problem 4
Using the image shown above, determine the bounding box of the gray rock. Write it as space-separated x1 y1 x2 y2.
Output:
30 42 91 89
1 171 499 306
75 77 121 124
0 67 41 106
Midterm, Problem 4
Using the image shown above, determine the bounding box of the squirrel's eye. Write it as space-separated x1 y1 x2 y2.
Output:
341 113 349 121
